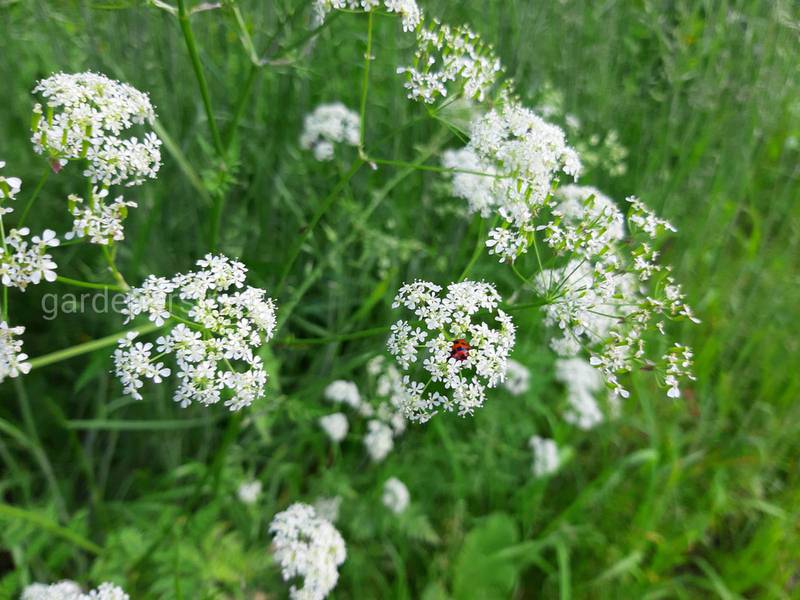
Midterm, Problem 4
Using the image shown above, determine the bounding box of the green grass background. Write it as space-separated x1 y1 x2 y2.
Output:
1 0 799 597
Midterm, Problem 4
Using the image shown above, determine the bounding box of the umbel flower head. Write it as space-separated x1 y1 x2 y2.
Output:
398 19 503 103
113 254 277 411
269 503 347 600
65 186 137 245
0 321 31 384
299 103 360 161
313 0 421 32
382 477 410 514
443 103 581 263
529 435 560 477
21 581 129 600
0 227 59 290
31 71 161 186
387 279 516 423
533 188 699 400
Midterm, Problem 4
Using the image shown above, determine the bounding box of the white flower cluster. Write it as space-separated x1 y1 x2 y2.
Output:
443 105 581 263
382 477 410 514
313 0 421 32
65 187 137 245
398 20 503 103
554 357 606 430
502 358 531 396
0 321 31 384
269 503 347 600
113 254 277 410
320 362 408 462
31 72 161 187
542 185 626 262
387 280 516 422
0 227 59 290
319 412 349 443
0 160 22 201
237 479 263 505
533 188 698 399
21 581 129 600
299 103 361 161
529 435 560 477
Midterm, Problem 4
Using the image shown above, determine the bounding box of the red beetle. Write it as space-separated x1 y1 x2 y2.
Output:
449 338 470 362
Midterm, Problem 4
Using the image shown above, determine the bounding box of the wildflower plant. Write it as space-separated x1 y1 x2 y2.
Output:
387 280 516 422
269 503 347 600
113 254 277 410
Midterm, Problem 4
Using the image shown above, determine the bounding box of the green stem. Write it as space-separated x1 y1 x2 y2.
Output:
56 275 125 292
101 245 130 291
358 11 374 153
0 503 102 555
276 159 364 294
17 166 50 227
224 63 260 151
177 0 225 159
277 325 390 347
457 217 489 282
27 323 161 371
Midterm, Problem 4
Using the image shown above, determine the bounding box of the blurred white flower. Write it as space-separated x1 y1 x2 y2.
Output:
364 419 393 462
382 477 410 514
22 581 129 600
269 503 346 600
0 321 31 384
529 435 560 477
387 280 516 423
300 103 360 161
31 72 161 187
319 412 349 443
237 480 263 505
113 254 277 410
324 380 361 410
313 0 421 32
555 357 604 430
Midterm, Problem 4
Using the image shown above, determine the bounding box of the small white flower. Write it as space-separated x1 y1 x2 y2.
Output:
237 480 262 505
555 357 605 430
319 412 349 443
21 581 129 600
300 103 360 161
0 160 22 200
324 380 361 409
364 419 394 462
31 72 161 187
269 503 347 600
113 255 277 411
529 435 560 477
313 0 421 31
382 477 410 514
0 321 32 383
387 280 516 422
0 227 60 290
